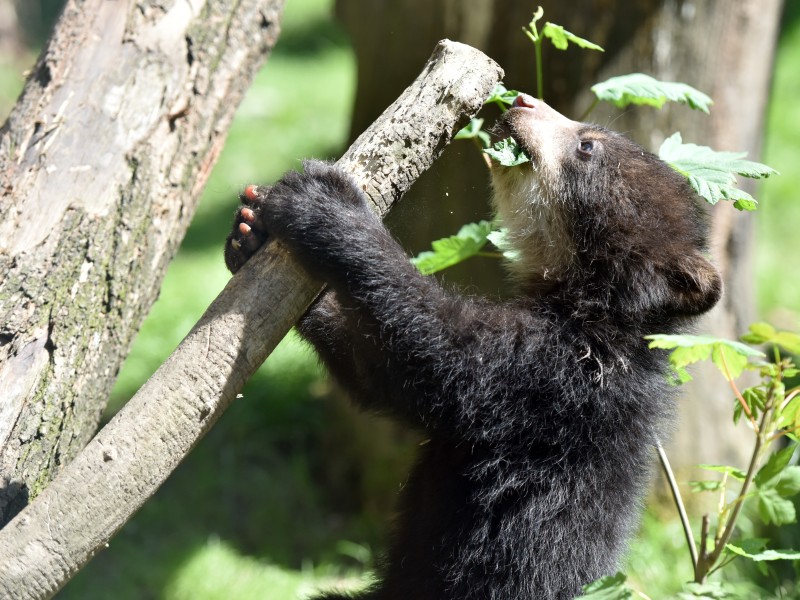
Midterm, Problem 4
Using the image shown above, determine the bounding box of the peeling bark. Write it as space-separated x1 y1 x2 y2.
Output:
0 0 285 525
0 40 502 599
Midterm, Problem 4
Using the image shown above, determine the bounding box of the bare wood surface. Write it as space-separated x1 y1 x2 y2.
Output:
0 0 285 523
0 40 502 599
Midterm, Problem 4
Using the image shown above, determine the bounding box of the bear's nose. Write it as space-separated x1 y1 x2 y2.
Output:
513 93 537 108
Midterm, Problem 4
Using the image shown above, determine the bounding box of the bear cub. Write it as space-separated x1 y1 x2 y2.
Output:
224 93 721 599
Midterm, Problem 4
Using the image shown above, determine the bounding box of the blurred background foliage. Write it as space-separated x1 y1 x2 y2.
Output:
1 0 798 597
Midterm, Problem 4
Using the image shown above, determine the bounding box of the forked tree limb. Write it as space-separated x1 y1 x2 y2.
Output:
0 40 502 599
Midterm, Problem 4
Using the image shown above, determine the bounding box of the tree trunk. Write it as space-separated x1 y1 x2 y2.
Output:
336 0 783 470
0 0 23 57
0 41 502 599
0 0 285 526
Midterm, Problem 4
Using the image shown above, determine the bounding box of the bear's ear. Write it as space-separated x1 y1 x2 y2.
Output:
659 253 722 317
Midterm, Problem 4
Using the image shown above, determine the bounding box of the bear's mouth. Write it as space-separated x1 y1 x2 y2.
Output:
489 112 538 166
489 115 516 146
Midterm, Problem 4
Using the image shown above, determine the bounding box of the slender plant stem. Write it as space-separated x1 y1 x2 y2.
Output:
719 351 759 431
656 439 698 572
700 514 710 561
780 388 799 412
535 39 544 99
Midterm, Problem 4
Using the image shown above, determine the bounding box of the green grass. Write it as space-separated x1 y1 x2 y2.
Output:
163 538 366 600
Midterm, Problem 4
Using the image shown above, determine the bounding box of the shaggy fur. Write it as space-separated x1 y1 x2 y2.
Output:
224 96 721 600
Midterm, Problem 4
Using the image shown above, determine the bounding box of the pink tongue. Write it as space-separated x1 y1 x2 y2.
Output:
514 93 537 108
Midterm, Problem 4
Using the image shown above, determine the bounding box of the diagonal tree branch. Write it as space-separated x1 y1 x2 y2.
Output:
0 40 502 599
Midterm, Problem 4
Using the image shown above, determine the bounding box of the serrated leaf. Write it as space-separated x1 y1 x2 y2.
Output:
411 221 494 275
575 573 633 600
646 334 764 381
591 73 712 113
484 137 531 167
698 464 746 481
659 133 778 210
755 446 796 488
668 345 713 371
541 22 604 52
726 538 769 555
726 543 800 561
757 487 797 525
645 334 762 356
712 343 750 380
736 387 765 424
677 581 738 599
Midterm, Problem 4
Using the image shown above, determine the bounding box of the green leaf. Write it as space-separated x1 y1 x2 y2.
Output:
735 387 765 424
455 118 491 147
698 464 746 481
485 83 520 110
739 323 800 354
726 543 800 561
591 73 712 113
575 572 633 599
484 137 531 167
755 446 797 488
711 343 750 380
688 480 723 493
541 22 604 52
677 582 738 599
741 321 777 345
411 221 494 275
773 466 800 497
486 228 521 262
774 332 800 355
646 334 764 381
757 487 797 525
455 118 484 139
659 132 778 210
725 538 768 555
780 395 800 432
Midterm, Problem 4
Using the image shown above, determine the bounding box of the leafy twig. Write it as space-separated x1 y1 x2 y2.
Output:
694 407 768 582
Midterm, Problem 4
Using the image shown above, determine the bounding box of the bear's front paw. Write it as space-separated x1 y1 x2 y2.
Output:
224 184 271 274
266 160 369 220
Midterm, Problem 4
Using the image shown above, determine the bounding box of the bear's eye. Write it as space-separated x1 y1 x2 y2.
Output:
577 140 595 158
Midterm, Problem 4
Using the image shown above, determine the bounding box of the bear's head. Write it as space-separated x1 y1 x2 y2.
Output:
490 94 721 320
